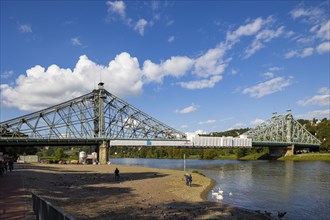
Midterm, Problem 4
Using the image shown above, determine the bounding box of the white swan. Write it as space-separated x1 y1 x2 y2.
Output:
229 192 233 196
216 194 224 200
211 190 219 196
218 187 224 194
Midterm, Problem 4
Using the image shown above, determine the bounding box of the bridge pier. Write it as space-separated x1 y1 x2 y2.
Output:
285 144 295 156
99 140 109 165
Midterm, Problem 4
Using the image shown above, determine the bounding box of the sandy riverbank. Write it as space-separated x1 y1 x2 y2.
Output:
18 163 270 219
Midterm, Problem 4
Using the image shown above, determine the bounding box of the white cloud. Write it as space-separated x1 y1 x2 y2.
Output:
296 109 330 120
18 24 32 33
250 118 264 127
134 19 148 36
175 104 199 114
71 37 82 46
143 56 194 83
194 43 228 78
243 76 293 98
301 47 314 57
313 20 330 40
178 75 222 90
268 66 282 72
285 47 314 58
285 50 298 59
198 120 216 125
243 26 284 59
226 17 265 42
290 5 325 24
168 36 175 43
185 130 207 141
316 41 330 54
106 0 126 19
263 72 274 79
297 87 330 106
0 53 145 111
180 125 188 129
1 70 14 79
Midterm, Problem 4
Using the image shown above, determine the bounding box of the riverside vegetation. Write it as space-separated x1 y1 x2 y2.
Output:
1 118 329 162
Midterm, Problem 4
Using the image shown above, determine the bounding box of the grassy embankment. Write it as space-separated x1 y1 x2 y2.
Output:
278 153 330 161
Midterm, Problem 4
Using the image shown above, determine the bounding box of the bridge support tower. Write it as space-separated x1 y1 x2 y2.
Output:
99 140 109 165
94 82 109 164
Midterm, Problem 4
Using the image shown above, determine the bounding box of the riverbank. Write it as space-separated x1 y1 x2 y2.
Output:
278 153 330 161
18 163 270 219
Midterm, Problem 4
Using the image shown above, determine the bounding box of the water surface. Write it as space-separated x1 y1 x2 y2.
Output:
111 158 330 220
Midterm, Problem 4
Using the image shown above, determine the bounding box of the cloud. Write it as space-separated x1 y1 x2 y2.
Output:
198 120 216 125
243 76 293 98
185 130 207 141
243 26 284 58
178 75 222 90
263 72 274 79
296 109 330 120
180 125 188 129
250 118 264 127
285 47 314 58
134 19 148 36
290 5 325 24
0 53 144 111
168 36 175 43
316 41 330 54
194 43 228 78
143 56 194 83
106 0 126 19
226 17 265 42
312 20 330 40
284 50 298 59
175 104 199 114
297 87 330 106
1 70 14 79
71 37 82 46
301 47 314 57
18 24 32 33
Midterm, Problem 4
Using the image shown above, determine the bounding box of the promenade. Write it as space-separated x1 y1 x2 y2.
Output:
0 169 26 220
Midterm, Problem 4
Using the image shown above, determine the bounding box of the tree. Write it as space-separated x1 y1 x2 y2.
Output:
54 148 65 161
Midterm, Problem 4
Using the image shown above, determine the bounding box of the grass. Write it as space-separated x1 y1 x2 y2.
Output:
278 153 330 161
239 152 268 160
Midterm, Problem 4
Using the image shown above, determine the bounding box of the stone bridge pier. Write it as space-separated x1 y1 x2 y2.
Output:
98 140 109 165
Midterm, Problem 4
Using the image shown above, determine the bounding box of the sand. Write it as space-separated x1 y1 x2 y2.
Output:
18 163 271 219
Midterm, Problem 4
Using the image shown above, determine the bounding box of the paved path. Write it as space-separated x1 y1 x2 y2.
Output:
0 170 26 220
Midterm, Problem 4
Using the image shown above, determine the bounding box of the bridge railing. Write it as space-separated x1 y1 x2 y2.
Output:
32 192 77 220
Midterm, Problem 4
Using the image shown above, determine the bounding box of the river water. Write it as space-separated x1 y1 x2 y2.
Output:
110 158 330 220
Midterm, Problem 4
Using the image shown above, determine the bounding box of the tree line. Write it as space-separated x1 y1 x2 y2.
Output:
1 118 329 160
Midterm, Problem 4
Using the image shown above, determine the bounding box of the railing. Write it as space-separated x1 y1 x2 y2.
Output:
32 192 77 220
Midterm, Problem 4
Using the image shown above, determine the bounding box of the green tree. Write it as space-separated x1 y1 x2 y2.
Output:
54 148 65 160
202 149 218 159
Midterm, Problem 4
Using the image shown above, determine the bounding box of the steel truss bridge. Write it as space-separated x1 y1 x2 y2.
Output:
0 82 321 163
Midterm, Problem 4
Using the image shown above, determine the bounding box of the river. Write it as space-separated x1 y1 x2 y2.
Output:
110 158 330 220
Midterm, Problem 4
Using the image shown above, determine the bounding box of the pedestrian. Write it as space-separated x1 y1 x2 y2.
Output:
188 174 192 187
9 160 14 171
114 167 120 181
184 173 189 186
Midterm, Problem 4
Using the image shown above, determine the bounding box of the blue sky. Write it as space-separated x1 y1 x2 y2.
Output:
1 1 329 135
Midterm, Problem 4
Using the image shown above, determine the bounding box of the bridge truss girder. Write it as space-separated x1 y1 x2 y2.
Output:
0 83 186 142
243 111 321 147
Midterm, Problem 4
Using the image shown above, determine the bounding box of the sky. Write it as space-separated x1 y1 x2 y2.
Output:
1 0 329 136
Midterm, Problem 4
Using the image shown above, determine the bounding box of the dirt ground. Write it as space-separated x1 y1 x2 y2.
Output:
18 163 271 219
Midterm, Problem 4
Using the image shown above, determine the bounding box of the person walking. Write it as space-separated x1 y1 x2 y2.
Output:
114 167 120 181
188 174 192 187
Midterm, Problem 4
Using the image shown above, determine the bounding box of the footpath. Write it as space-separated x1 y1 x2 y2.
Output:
0 167 31 220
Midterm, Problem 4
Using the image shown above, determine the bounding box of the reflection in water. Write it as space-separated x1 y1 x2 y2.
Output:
111 158 330 220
